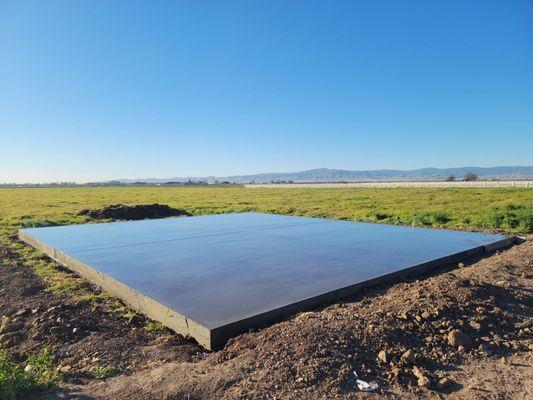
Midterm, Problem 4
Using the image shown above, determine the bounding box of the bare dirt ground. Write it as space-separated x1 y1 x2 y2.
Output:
1 237 531 399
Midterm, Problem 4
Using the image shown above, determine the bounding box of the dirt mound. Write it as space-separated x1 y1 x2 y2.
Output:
78 204 190 220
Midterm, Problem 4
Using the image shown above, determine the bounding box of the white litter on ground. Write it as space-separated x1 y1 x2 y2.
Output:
353 371 379 392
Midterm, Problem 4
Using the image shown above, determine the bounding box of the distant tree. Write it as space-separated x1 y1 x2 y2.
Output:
445 174 456 182
463 172 479 181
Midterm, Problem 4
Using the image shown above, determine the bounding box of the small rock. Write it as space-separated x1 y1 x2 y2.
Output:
398 312 409 320
448 330 472 349
127 314 142 325
412 366 424 379
421 311 431 320
418 376 431 389
478 343 492 356
59 365 72 373
401 349 415 365
50 326 66 336
377 350 389 364
437 377 453 390
468 321 481 330
13 309 29 317
57 345 71 357
72 327 79 334
24 364 33 373
0 322 24 334
458 262 465 268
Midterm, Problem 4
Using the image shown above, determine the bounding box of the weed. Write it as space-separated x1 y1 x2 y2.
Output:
0 348 58 400
144 321 166 333
0 318 8 333
475 205 533 232
411 211 451 226
90 365 119 380
26 348 59 389
0 349 26 400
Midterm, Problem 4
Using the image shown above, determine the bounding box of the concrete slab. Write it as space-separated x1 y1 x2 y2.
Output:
18 213 515 350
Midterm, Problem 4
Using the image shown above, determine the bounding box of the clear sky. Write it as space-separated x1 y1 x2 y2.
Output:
1 0 532 183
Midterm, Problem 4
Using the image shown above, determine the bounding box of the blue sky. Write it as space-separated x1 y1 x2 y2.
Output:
0 0 532 183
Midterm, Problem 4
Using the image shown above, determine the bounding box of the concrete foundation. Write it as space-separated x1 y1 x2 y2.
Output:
18 213 516 350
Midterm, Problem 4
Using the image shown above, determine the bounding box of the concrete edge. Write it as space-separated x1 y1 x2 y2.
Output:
18 230 212 349
483 236 521 252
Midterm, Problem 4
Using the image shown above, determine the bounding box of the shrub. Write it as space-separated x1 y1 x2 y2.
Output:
144 321 166 333
0 349 27 400
411 211 451 226
0 348 58 400
475 205 533 233
463 172 478 181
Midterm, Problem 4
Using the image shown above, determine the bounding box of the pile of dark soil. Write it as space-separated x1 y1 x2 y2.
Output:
78 204 190 221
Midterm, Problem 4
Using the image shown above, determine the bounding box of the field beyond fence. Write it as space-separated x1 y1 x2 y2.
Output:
245 180 533 189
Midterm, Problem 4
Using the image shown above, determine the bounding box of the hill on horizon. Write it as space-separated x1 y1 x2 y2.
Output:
115 166 533 184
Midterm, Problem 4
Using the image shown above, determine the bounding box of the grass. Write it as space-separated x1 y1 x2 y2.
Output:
0 348 59 400
144 321 166 333
90 365 119 380
0 186 531 233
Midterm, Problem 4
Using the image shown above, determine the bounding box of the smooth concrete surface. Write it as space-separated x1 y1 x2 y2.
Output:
18 213 515 350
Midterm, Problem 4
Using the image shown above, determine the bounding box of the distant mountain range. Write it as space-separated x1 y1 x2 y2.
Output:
114 166 533 184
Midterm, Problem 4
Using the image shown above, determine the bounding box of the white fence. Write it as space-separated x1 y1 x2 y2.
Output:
245 180 533 189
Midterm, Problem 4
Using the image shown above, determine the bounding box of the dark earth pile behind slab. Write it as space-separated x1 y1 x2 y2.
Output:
78 204 190 220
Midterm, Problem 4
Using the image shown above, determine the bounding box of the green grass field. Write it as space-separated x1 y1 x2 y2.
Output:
0 186 532 235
